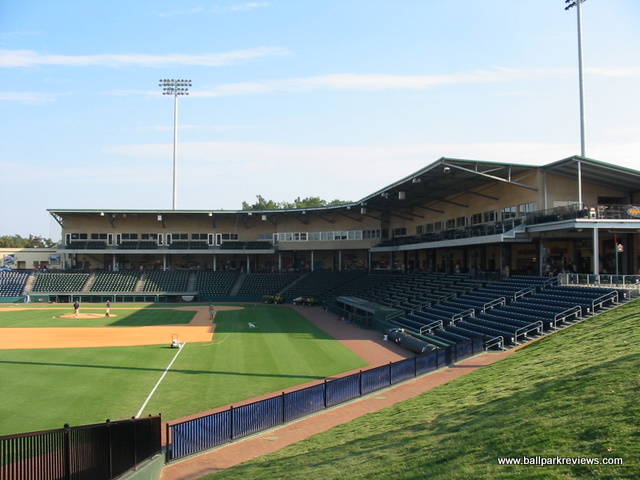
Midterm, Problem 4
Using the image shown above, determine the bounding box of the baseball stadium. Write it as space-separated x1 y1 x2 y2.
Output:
1 155 639 479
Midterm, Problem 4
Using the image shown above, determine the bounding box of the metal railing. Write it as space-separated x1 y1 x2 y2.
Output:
0 416 161 480
165 339 483 463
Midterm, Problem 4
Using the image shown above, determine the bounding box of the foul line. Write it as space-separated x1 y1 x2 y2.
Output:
135 343 187 418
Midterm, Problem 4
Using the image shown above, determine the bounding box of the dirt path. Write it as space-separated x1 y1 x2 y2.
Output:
159 306 516 480
0 305 243 350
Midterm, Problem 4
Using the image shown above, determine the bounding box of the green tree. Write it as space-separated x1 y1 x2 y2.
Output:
242 195 350 210
241 195 280 210
0 234 57 248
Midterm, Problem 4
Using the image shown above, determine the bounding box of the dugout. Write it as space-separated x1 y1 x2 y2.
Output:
333 296 402 329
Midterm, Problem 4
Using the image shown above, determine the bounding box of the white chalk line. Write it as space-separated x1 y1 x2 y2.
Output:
135 343 187 418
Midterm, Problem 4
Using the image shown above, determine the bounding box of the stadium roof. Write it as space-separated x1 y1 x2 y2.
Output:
541 156 640 193
49 156 640 225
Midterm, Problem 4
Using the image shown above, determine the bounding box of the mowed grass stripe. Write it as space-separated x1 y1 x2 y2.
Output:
0 307 195 327
139 306 367 420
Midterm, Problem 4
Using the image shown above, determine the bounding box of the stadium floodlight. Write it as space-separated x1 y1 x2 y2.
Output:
564 0 586 209
159 79 192 210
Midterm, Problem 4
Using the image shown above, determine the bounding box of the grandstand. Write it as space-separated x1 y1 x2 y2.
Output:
2 155 640 480
2 155 640 349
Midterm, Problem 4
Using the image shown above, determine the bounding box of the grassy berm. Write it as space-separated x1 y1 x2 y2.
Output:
206 298 640 480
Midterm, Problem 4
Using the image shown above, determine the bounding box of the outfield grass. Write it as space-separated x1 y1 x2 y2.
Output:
0 304 195 327
0 345 173 435
140 305 368 420
0 305 367 436
204 300 640 480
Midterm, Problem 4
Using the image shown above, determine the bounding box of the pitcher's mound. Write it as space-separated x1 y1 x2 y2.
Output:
60 313 117 319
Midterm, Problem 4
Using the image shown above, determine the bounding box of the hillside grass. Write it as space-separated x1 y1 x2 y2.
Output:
205 300 640 480
0 305 367 436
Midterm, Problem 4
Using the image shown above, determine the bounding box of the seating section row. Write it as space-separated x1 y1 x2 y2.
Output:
89 271 141 292
281 271 365 299
386 275 625 350
194 271 240 295
31 273 91 293
236 273 300 296
0 271 30 296
1 270 628 353
141 270 191 292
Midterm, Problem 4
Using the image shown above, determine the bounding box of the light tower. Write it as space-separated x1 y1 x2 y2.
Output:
159 79 191 210
565 0 586 209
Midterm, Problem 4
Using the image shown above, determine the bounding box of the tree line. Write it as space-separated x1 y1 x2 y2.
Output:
0 235 57 248
242 195 350 210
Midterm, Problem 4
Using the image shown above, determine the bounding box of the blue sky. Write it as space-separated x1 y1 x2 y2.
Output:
1 1 639 240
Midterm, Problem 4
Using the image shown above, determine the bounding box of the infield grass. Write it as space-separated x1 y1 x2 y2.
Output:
0 304 367 436
0 303 195 327
205 300 640 480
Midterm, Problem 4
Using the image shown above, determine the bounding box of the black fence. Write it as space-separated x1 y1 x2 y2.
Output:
0 416 162 480
166 338 483 462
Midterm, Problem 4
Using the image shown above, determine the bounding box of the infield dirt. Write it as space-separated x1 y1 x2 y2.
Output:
0 305 243 349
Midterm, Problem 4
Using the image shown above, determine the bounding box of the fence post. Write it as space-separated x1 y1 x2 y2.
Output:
229 406 235 440
323 380 328 408
63 423 71 480
165 422 171 463
389 362 392 386
106 419 113 480
281 392 286 424
132 417 138 468
359 371 362 397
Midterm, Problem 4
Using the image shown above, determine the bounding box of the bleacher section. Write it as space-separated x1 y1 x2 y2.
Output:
194 270 240 296
89 271 141 292
1 269 630 355
31 273 90 293
384 275 627 351
281 271 365 299
0 271 29 297
236 273 300 296
330 272 485 312
141 270 190 292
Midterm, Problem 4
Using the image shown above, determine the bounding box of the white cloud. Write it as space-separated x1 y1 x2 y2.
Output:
226 2 270 12
587 66 640 78
139 124 253 132
155 7 205 18
0 47 290 68
194 68 574 97
0 91 61 104
153 3 269 16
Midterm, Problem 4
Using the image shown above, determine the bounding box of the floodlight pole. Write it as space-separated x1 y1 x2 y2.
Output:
565 0 586 208
159 79 191 210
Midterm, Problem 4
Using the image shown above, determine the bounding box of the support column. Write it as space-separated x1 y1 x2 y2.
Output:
593 228 599 274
